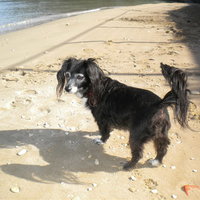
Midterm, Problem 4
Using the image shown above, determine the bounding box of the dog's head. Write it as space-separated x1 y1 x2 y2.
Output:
56 58 105 101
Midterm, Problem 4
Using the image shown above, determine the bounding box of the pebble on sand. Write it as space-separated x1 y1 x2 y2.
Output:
88 155 92 159
95 159 100 165
192 169 198 173
10 186 20 193
64 131 69 136
87 187 93 191
151 189 158 194
129 176 137 181
17 149 27 156
92 183 97 187
171 194 177 199
128 187 136 193
170 166 176 170
43 122 50 128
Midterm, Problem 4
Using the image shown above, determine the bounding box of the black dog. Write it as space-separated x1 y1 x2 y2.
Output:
56 58 190 170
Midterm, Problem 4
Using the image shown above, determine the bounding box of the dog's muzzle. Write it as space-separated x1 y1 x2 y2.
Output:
65 85 78 94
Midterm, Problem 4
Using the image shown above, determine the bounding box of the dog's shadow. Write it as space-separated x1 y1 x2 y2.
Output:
0 129 128 184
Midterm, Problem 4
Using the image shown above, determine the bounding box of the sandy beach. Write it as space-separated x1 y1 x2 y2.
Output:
0 2 200 200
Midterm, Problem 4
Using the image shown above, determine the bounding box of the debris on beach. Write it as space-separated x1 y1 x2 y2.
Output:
170 165 176 170
171 194 177 199
94 159 100 165
192 169 198 173
151 189 158 194
92 183 97 187
129 176 137 181
183 185 200 196
64 131 69 136
60 182 67 186
43 122 50 128
88 155 92 159
128 187 136 193
17 149 27 156
87 187 92 191
10 186 20 193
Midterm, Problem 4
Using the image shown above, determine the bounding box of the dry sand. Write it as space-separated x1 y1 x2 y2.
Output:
0 3 200 200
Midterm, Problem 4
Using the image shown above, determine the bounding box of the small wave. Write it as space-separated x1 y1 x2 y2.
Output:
0 7 109 34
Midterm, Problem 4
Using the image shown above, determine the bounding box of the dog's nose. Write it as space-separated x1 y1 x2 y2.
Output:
65 86 71 92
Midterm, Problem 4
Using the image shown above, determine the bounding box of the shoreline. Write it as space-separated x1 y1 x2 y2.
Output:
0 0 166 35
0 7 111 35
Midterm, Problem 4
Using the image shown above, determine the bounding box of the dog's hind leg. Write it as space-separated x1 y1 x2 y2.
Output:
123 131 151 170
149 119 171 167
149 135 170 167
146 108 171 167
123 140 144 170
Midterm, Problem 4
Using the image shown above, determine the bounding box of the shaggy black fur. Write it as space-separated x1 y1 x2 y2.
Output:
56 58 190 170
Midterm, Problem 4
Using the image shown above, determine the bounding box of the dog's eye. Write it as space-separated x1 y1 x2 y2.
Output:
77 74 84 80
65 72 70 79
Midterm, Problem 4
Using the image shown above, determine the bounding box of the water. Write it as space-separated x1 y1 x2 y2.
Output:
0 0 166 34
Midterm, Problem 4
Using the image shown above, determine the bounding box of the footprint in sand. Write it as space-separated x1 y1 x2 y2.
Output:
2 77 19 82
23 90 38 95
144 178 158 189
10 90 39 108
39 107 51 114
11 97 32 108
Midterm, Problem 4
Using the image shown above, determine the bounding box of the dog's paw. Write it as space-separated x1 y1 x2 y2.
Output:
123 161 135 171
93 138 104 145
148 159 161 167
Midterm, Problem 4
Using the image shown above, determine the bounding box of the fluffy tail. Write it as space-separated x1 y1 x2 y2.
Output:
160 63 190 128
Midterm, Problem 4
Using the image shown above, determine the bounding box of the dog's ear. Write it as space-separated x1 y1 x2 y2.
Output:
56 69 65 98
56 58 76 98
85 58 104 85
85 58 105 105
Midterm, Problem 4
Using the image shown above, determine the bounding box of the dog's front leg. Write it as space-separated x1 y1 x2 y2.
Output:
94 138 104 145
94 122 111 145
